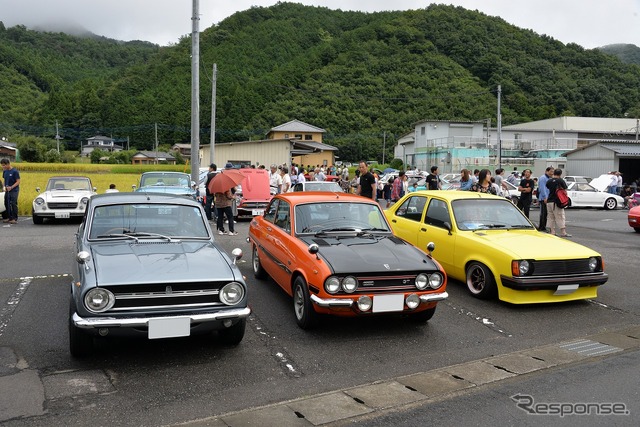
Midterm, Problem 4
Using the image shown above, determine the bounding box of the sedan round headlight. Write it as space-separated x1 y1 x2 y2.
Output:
80 197 90 205
220 282 245 305
429 272 444 289
325 277 341 294
588 257 599 272
342 276 358 293
415 273 429 290
357 295 372 312
518 260 530 275
34 197 45 206
84 288 115 313
406 294 420 309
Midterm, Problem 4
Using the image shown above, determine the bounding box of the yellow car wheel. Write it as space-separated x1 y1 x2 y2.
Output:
465 262 497 299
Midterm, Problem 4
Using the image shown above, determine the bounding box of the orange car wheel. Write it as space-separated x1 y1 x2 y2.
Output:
252 245 267 280
293 276 318 329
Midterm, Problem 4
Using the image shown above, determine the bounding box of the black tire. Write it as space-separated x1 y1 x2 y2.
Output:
292 276 317 329
465 262 497 299
252 245 267 279
409 307 436 323
218 318 246 345
604 197 617 210
68 300 93 357
32 212 44 225
634 228 640 233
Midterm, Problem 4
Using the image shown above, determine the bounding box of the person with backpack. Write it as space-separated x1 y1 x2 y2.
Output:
546 169 571 238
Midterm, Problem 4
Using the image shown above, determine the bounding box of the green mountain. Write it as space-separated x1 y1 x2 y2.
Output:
1 3 640 162
598 44 640 65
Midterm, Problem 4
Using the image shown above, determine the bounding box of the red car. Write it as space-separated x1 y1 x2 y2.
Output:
628 205 640 233
235 169 272 219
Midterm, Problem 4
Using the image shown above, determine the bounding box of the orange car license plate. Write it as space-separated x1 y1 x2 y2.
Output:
372 294 404 313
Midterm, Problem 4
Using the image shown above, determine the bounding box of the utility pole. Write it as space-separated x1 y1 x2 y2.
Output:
382 131 386 165
155 123 158 165
190 0 200 183
210 63 217 165
55 120 62 153
636 118 639 143
497 85 502 168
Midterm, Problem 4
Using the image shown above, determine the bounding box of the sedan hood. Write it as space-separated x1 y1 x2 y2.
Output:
299 235 435 274
90 241 235 286
468 230 599 259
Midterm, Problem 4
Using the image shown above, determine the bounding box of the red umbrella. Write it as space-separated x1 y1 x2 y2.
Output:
208 170 246 194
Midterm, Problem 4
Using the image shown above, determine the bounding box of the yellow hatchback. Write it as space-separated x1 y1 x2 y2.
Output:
385 191 608 304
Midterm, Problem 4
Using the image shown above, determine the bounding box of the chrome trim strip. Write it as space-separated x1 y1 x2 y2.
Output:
73 307 251 329
115 290 220 299
419 292 449 302
110 302 224 311
310 294 354 307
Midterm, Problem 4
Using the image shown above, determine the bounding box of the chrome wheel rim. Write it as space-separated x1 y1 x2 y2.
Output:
467 265 485 294
294 284 304 320
252 247 260 273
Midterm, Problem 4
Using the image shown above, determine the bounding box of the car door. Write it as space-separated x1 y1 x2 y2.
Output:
267 200 296 291
387 195 427 243
416 197 455 273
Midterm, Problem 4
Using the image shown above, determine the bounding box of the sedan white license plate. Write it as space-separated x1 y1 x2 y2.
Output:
554 284 579 295
372 294 405 313
148 317 190 339
54 212 70 219
252 209 265 216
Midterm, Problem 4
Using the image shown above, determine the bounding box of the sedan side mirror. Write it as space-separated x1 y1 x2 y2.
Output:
132 184 137 190
231 248 243 265
36 187 41 193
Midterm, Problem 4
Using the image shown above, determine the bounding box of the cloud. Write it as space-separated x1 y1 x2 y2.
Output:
0 0 638 48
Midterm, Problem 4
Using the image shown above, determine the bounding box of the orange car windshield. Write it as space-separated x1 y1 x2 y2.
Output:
295 202 390 234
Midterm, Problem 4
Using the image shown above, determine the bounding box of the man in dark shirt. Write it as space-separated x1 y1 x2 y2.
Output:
357 161 376 200
425 166 441 190
516 168 535 218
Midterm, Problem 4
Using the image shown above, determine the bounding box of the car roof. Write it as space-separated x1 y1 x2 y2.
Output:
89 192 202 207
47 176 91 180
403 190 509 202
274 192 379 205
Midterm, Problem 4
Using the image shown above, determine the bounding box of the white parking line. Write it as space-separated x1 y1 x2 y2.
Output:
0 277 32 338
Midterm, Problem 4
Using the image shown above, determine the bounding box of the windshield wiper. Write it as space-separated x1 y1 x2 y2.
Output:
96 233 139 242
322 227 360 232
476 224 506 229
126 232 178 242
509 224 534 229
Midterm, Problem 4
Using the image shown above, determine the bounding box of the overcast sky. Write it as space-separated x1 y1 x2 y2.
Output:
0 1 638 49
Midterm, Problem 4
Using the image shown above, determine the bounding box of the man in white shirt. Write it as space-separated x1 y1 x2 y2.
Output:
297 168 306 184
315 167 326 181
280 167 292 193
269 164 283 193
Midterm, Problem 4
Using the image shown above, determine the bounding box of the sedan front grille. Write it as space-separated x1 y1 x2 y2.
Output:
324 272 436 294
101 282 225 312
48 202 78 209
530 259 596 276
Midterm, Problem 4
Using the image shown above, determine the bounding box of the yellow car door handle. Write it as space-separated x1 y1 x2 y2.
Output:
420 227 427 232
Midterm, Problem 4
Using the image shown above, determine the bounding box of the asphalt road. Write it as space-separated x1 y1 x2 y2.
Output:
0 207 638 426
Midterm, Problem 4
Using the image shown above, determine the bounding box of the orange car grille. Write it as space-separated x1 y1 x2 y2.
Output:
353 274 424 293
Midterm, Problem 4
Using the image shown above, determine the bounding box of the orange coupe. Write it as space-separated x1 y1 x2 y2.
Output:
248 192 448 329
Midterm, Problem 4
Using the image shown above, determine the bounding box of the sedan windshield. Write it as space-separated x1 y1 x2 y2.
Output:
295 202 390 234
452 199 535 231
47 177 92 191
89 203 209 239
140 173 190 188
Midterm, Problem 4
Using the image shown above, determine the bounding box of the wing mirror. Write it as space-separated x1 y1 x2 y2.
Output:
231 248 243 265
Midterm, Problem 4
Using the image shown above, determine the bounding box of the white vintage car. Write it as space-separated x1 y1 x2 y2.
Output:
32 176 97 224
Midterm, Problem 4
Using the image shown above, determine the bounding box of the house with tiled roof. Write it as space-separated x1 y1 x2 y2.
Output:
131 151 177 165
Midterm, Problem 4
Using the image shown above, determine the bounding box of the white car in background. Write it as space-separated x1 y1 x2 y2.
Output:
292 181 343 192
566 177 624 210
32 176 97 224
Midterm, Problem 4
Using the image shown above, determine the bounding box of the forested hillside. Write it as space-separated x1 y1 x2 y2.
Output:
1 3 640 162
598 44 640 65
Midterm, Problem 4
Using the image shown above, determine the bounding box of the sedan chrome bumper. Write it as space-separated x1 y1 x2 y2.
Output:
310 291 449 308
73 307 251 329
